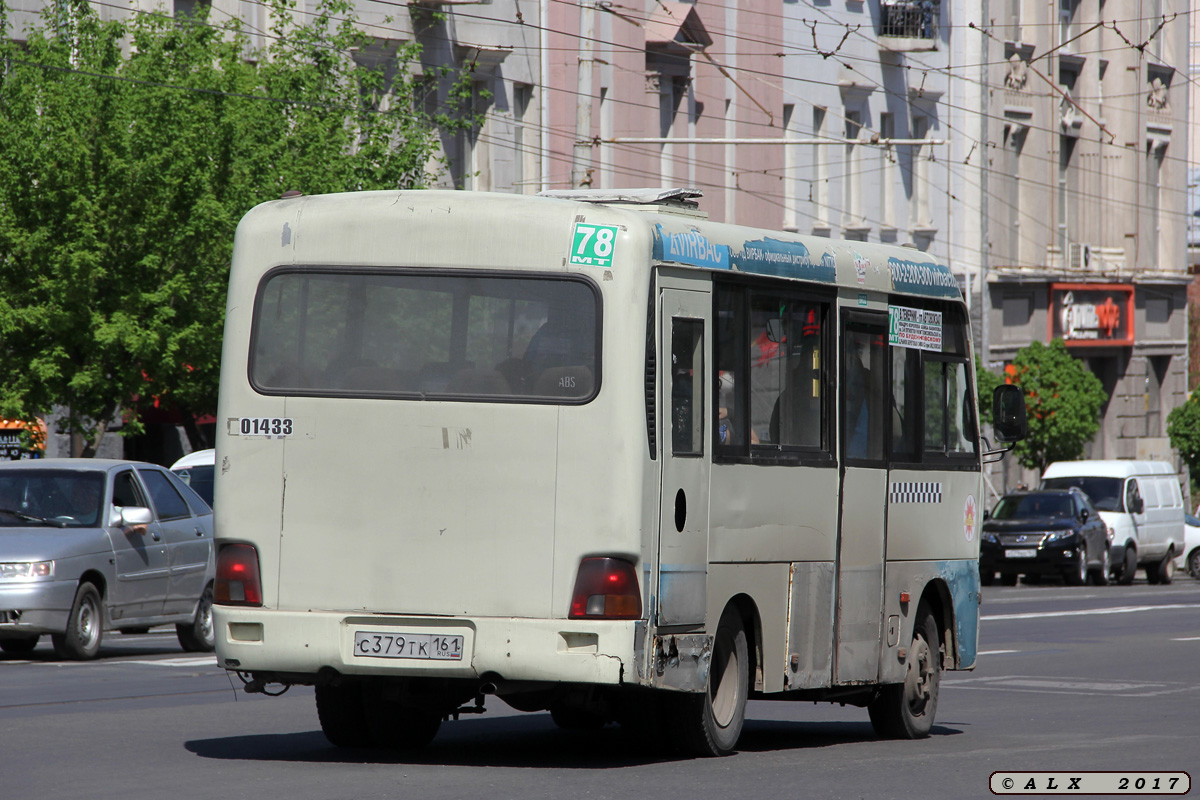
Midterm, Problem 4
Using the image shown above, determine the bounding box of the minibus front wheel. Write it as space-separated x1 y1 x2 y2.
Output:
868 603 941 739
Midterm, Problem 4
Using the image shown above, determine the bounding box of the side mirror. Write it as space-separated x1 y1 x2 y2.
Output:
982 509 990 521
1134 497 1145 515
117 506 152 527
1080 508 1089 523
992 384 1027 443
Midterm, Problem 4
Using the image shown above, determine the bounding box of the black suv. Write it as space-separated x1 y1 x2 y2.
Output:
980 488 1112 586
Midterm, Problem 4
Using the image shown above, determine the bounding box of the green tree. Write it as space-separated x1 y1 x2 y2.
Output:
1166 392 1200 482
0 0 456 454
975 360 1003 428
1005 339 1107 473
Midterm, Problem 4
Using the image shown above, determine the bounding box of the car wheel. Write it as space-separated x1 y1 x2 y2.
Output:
1116 547 1137 585
51 582 103 660
1000 573 1018 586
1188 548 1200 579
0 635 40 655
177 584 215 652
1065 546 1088 586
868 604 941 739
315 683 373 748
667 606 749 757
1091 546 1110 586
1155 550 1175 585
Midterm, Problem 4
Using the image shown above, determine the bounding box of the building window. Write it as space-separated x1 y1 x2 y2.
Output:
880 112 896 230
512 83 533 194
783 104 798 231
812 107 829 230
879 0 939 40
843 111 863 231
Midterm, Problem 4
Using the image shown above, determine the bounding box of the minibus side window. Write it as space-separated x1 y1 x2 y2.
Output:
671 320 705 456
713 280 832 464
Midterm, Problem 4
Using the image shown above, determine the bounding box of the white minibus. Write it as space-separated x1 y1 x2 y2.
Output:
212 188 1024 756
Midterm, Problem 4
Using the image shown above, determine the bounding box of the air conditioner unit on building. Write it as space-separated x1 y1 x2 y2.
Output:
1068 241 1092 270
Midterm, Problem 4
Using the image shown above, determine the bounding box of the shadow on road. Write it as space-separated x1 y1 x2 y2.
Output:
186 714 963 768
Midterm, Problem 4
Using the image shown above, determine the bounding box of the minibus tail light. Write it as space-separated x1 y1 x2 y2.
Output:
215 543 262 606
569 557 641 619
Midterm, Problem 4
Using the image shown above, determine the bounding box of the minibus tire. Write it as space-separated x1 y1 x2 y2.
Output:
551 705 606 730
52 582 103 660
868 605 940 739
670 607 748 757
315 683 373 748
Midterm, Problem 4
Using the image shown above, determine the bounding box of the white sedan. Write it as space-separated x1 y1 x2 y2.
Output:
1177 513 1200 579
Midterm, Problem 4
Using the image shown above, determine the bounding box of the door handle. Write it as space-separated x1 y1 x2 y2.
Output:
150 531 162 542
194 528 203 537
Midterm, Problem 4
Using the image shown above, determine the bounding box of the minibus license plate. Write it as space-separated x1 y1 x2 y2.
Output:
1005 548 1037 559
353 631 464 660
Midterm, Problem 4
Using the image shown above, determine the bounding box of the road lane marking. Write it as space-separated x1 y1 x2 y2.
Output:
982 603 1200 621
118 657 219 667
944 674 1196 697
1171 636 1200 641
979 649 1021 655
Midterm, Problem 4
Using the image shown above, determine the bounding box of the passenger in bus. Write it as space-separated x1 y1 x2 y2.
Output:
718 372 758 445
845 335 874 459
768 360 820 447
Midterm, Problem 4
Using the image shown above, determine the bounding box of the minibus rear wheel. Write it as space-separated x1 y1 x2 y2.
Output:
315 683 372 748
868 604 941 739
670 606 748 757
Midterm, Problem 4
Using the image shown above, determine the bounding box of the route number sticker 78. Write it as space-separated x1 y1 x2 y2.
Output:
569 223 619 268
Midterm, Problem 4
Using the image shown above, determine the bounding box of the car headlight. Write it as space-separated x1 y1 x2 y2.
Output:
0 561 54 580
983 532 999 544
1045 530 1076 543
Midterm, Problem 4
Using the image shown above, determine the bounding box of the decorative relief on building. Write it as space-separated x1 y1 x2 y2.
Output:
1004 53 1028 91
1146 76 1169 111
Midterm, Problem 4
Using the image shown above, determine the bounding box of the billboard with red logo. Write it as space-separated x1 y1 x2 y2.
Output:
1047 283 1134 347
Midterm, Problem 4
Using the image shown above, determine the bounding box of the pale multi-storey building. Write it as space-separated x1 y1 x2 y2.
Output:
977 0 1190 482
5 0 1191 476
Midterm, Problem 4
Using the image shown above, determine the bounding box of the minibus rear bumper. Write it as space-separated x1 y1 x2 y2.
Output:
213 606 636 686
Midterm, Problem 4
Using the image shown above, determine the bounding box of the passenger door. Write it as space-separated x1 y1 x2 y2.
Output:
138 466 211 616
108 469 169 623
835 311 888 683
656 283 711 628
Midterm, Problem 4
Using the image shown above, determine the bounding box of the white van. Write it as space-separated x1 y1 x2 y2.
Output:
1040 460 1184 584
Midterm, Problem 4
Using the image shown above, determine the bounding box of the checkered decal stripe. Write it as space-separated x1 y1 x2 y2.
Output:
890 482 943 504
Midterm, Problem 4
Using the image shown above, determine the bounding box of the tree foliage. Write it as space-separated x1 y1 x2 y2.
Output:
1005 339 1107 473
975 360 1003 428
0 0 452 454
1166 391 1200 479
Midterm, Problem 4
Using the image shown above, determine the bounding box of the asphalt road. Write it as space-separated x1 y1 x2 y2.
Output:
3 578 1198 800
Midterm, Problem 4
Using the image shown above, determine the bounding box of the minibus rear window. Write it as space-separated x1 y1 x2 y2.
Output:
249 270 600 403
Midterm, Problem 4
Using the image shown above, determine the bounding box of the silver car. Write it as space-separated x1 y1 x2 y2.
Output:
0 458 215 659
